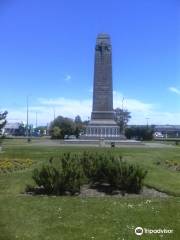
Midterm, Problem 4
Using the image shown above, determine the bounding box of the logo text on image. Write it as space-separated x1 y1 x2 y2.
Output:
135 226 173 236
135 227 143 236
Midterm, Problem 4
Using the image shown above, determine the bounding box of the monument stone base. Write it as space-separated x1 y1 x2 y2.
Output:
81 119 126 140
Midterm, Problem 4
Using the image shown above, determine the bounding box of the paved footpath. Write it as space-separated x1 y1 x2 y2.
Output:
25 139 177 148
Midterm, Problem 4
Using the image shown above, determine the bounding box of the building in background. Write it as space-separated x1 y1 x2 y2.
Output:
4 122 26 136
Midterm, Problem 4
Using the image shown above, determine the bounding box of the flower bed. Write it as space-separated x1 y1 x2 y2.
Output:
0 158 33 173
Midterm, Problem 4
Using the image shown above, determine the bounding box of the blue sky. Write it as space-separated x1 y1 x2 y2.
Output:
0 0 180 125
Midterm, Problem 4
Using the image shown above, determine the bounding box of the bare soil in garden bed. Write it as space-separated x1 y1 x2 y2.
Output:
25 184 169 198
79 184 168 198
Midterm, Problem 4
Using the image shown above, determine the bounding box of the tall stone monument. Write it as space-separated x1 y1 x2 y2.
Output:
85 33 123 139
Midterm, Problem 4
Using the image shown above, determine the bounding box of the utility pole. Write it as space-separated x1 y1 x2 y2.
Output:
36 112 38 128
26 96 29 138
53 107 56 121
146 117 150 127
26 96 31 142
122 97 124 111
121 97 125 134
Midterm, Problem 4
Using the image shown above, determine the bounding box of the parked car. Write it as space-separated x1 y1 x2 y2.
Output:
64 135 76 139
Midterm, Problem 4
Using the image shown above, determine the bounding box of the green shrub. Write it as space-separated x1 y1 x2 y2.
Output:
32 165 61 194
61 153 84 194
32 154 84 195
110 160 147 193
80 151 99 180
81 151 147 193
31 151 147 195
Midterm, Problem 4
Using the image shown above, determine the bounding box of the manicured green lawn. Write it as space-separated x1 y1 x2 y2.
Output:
0 140 180 239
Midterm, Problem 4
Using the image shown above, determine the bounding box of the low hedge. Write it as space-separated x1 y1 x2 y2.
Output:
31 151 147 195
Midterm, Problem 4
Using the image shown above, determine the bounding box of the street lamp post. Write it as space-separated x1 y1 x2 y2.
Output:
53 107 56 121
36 112 38 128
26 96 31 142
146 118 150 127
121 97 125 134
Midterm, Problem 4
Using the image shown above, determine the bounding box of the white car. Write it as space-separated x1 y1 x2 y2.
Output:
153 132 164 138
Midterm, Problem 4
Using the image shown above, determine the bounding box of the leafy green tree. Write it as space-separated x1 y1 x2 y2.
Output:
114 108 131 133
74 115 83 138
17 123 26 136
0 111 8 147
0 111 8 133
50 116 75 139
125 126 154 140
75 115 82 124
51 126 61 139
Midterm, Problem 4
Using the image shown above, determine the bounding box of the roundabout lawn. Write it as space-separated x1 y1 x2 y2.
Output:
0 140 180 239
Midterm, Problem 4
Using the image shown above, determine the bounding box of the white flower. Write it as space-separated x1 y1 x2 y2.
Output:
127 204 133 208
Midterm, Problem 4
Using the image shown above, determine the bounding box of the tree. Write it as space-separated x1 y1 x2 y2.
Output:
74 115 83 138
125 126 154 140
114 108 131 133
0 111 8 148
51 126 61 139
17 123 26 136
74 115 82 124
0 111 8 134
50 116 75 139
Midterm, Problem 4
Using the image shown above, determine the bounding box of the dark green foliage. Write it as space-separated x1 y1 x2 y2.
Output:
0 111 8 140
125 126 154 140
32 165 60 194
51 126 61 139
114 108 131 133
0 111 8 131
32 154 84 195
74 115 83 138
32 151 147 195
49 116 75 139
61 153 85 194
81 151 147 193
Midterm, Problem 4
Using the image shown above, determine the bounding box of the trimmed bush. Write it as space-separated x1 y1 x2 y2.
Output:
32 154 84 195
32 165 61 194
31 151 147 195
81 151 147 193
61 153 84 194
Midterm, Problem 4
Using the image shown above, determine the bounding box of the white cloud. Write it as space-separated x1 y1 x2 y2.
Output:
113 91 153 112
6 92 180 126
64 75 71 82
169 87 180 95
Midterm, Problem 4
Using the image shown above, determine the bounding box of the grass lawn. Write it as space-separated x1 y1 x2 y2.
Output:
0 139 180 240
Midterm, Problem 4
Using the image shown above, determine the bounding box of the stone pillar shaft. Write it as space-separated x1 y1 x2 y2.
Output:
91 34 114 120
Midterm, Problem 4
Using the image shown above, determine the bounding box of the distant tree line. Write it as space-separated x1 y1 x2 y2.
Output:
1 108 154 141
125 126 154 140
114 108 153 140
49 109 132 139
50 110 154 141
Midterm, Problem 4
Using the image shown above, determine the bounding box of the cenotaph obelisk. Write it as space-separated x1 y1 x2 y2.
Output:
85 33 123 139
